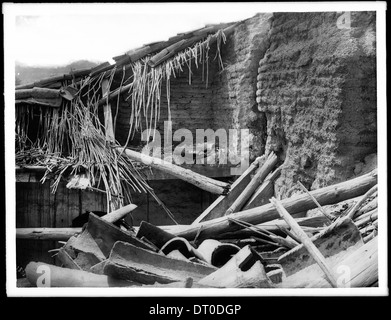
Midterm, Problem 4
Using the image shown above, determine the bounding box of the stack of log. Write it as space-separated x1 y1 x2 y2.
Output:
20 152 379 288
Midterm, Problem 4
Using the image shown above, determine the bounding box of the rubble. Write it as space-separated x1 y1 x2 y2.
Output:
20 155 379 288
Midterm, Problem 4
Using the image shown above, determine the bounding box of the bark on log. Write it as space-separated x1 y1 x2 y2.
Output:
117 147 230 195
174 169 377 241
192 157 262 224
25 261 135 287
225 152 277 215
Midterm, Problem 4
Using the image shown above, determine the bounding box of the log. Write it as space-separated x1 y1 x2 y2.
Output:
225 152 277 215
174 169 378 241
192 156 262 224
103 241 217 285
198 245 273 288
278 237 378 288
242 165 282 210
355 210 378 228
16 228 82 241
117 147 230 195
15 87 61 100
278 216 363 277
270 197 338 287
16 97 62 107
25 261 135 287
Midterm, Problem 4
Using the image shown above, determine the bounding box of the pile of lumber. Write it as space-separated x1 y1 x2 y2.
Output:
20 153 379 288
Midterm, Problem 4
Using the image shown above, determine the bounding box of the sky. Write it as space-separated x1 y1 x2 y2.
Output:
7 3 272 67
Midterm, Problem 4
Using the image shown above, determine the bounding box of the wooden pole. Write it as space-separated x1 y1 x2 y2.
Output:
174 169 377 241
101 79 115 143
270 197 338 288
16 228 82 241
225 152 277 215
117 147 230 195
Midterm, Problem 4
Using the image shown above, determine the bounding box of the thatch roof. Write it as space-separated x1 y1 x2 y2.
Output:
14 19 243 216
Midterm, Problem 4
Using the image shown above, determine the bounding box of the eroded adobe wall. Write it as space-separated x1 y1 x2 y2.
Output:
210 13 273 161
256 12 377 198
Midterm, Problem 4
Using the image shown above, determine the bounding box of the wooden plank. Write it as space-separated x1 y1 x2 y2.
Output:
104 241 217 285
270 197 338 287
192 157 261 224
101 79 115 143
174 169 378 242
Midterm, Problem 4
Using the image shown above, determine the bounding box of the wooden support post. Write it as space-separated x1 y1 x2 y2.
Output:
101 79 115 143
270 197 338 288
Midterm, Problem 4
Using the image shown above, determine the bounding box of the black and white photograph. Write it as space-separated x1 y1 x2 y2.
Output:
4 2 387 299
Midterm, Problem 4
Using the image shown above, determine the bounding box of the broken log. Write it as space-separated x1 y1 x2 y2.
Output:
174 169 377 241
198 245 273 288
192 156 262 223
242 165 282 210
117 147 230 195
270 197 338 287
225 152 278 215
278 216 363 277
16 228 82 241
104 241 217 285
25 261 135 287
278 237 378 288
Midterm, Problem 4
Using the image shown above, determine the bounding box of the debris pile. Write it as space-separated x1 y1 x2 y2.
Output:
22 153 378 288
